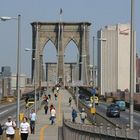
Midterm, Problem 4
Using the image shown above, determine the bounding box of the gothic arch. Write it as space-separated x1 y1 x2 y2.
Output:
64 38 79 50
31 22 91 85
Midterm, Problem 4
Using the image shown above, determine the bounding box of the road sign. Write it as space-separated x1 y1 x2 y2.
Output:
91 107 96 114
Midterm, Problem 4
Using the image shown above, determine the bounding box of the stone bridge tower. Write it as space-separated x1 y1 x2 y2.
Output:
31 22 91 86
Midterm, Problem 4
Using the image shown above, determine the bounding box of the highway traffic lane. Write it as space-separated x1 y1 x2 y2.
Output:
0 100 26 124
96 103 140 129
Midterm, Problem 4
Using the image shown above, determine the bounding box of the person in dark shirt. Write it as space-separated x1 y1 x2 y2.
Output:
44 103 48 115
72 108 77 123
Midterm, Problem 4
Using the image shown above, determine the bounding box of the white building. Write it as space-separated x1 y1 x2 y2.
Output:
11 73 27 90
97 23 136 95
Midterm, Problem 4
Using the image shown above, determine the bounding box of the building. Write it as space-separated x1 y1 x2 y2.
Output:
136 54 140 92
1 66 11 77
1 66 11 97
97 23 136 95
11 74 27 96
136 54 140 82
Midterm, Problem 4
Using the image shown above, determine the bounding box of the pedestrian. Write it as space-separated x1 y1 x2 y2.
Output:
50 107 56 125
44 103 48 115
71 108 77 123
48 94 51 100
69 97 72 106
25 96 29 104
54 93 58 100
49 104 54 113
56 86 59 93
20 117 30 140
0 124 3 140
80 108 87 124
52 87 55 93
5 116 16 140
29 109 36 134
44 95 48 103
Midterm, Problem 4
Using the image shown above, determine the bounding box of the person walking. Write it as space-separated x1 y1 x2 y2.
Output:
52 87 55 93
69 97 72 106
80 108 87 124
54 93 58 100
44 103 48 115
29 109 36 134
20 117 30 140
5 116 16 140
49 104 54 113
56 86 59 93
0 124 3 140
71 108 77 123
44 95 48 103
50 107 56 125
48 94 51 100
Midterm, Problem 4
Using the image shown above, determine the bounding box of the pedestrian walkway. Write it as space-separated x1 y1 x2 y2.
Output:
28 88 90 140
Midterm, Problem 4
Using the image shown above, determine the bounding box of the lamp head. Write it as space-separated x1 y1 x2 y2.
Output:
0 16 17 21
25 48 31 51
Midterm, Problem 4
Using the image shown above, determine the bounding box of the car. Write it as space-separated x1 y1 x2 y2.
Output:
25 98 35 108
79 94 86 100
106 104 120 117
115 100 126 111
84 100 92 108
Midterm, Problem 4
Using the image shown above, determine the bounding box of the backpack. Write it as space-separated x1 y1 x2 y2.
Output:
0 126 3 135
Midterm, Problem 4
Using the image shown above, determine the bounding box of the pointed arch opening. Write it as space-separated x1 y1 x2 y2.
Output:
43 40 57 84
64 40 79 84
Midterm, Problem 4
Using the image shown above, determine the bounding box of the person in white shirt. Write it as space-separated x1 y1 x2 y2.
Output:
20 117 30 140
50 107 56 125
56 87 59 93
80 108 87 124
30 109 36 134
5 116 16 140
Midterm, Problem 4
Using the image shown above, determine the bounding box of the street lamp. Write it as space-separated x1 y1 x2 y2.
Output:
93 36 107 88
81 54 88 86
129 0 135 129
0 15 21 128
25 48 38 113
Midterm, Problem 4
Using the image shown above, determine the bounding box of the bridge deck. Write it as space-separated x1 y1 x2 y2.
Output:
28 88 90 140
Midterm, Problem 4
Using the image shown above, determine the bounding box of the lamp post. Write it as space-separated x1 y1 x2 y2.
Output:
25 48 38 113
0 15 21 128
130 0 134 129
93 36 107 88
32 57 37 113
81 55 88 86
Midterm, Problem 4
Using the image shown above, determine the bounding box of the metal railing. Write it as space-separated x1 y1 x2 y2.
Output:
65 87 140 140
63 118 140 140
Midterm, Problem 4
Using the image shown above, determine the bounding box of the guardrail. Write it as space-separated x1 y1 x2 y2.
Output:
67 87 118 127
63 117 140 140
66 87 140 139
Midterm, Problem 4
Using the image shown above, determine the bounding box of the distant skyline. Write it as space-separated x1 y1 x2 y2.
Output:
0 0 139 77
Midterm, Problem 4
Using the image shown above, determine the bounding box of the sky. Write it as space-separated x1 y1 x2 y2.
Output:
0 0 139 77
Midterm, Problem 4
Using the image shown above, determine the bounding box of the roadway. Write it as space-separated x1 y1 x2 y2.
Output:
96 103 140 129
0 100 25 125
1 88 140 139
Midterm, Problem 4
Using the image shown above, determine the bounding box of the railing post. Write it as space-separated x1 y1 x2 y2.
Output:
125 124 130 139
99 123 103 140
138 129 140 140
106 124 111 139
115 124 119 140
